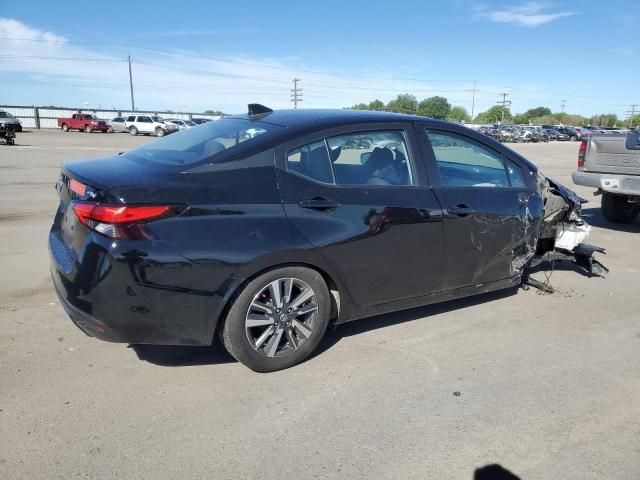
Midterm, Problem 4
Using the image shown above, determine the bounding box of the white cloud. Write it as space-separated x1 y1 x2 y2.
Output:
0 17 67 44
475 2 576 27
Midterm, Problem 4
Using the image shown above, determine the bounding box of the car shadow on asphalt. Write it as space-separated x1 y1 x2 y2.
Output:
580 206 640 233
130 288 520 367
313 287 519 359
130 336 235 367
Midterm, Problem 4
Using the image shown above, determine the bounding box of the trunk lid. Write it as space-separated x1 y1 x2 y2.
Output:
62 154 179 190
55 154 179 252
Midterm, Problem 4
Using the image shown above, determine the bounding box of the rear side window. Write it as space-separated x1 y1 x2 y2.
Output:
327 131 413 186
126 116 135 122
286 140 333 184
126 118 279 167
425 130 509 188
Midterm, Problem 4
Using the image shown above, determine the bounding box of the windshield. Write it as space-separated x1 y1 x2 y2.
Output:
83 114 96 120
125 118 278 166
0 111 14 118
185 121 196 127
152 116 164 122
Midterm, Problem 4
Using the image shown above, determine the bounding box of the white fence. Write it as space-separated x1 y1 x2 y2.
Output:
0 105 221 129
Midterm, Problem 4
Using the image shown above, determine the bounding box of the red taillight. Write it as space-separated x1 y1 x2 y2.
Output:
72 202 175 239
578 140 587 168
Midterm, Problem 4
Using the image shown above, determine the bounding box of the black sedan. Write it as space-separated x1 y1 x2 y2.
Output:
49 105 602 371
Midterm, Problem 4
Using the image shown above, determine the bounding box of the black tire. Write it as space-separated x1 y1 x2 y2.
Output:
62 124 69 132
221 266 331 372
129 126 138 136
107 126 114 133
601 193 640 223
156 127 165 137
85 125 92 133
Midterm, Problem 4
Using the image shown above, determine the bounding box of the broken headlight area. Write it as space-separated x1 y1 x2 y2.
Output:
523 175 608 288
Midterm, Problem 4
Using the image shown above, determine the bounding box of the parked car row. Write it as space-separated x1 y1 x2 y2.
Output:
56 112 212 136
476 124 631 144
110 116 212 136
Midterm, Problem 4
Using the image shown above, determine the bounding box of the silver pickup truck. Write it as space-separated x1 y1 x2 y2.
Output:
572 130 640 223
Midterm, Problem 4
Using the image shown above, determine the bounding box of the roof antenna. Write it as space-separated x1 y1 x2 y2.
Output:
248 104 273 117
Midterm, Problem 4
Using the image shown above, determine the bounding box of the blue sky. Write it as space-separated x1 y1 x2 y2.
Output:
1 1 637 117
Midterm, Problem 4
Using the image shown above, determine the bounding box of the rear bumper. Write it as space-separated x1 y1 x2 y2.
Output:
52 273 123 342
572 170 640 196
48 225 221 346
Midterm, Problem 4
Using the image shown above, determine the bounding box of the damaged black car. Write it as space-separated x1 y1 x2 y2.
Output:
49 105 606 372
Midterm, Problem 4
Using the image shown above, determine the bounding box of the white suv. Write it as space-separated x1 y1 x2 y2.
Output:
124 115 178 137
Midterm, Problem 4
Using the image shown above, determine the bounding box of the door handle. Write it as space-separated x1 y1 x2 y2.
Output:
299 197 340 211
447 204 475 217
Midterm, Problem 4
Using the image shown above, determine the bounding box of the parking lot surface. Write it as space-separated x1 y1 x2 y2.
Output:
1 130 639 479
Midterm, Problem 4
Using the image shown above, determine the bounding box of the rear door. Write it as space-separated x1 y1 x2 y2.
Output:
417 125 537 290
276 122 446 307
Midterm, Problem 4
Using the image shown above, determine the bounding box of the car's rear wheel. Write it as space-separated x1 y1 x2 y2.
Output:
221 266 331 372
156 127 165 137
62 124 69 132
601 193 640 223
129 126 138 136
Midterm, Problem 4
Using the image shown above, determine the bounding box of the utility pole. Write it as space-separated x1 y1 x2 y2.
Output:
290 78 303 109
496 93 511 123
469 80 478 123
626 104 638 127
128 55 135 111
561 99 566 113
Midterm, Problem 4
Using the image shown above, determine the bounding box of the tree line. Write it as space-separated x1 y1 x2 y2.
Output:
349 94 637 127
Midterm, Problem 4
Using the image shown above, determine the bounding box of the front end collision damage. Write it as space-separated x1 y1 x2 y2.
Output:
520 174 608 288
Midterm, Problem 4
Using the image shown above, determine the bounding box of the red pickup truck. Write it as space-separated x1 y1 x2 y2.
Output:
57 113 109 133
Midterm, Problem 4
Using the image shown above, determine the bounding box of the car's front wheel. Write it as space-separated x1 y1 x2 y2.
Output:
221 266 332 372
155 127 165 137
85 125 92 133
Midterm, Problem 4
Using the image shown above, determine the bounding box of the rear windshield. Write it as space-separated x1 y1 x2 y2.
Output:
125 118 278 166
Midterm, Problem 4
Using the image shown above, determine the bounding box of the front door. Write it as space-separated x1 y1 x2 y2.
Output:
419 127 536 290
276 124 446 307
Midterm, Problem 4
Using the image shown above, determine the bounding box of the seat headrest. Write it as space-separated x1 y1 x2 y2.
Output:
366 147 394 171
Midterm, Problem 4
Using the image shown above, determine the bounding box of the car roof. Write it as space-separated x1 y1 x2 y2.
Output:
228 108 448 128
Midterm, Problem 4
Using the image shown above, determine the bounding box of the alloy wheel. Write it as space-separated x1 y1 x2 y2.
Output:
245 277 318 358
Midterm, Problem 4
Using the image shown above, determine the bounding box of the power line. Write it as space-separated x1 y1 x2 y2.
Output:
1 36 633 102
0 54 123 62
